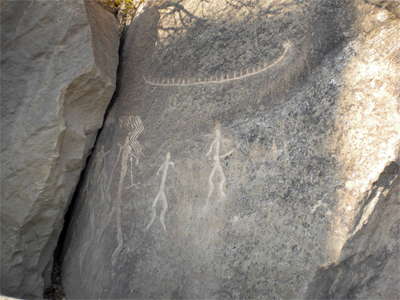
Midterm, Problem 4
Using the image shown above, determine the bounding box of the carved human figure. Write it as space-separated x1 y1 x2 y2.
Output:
110 115 144 268
205 122 234 207
120 115 145 188
146 152 175 232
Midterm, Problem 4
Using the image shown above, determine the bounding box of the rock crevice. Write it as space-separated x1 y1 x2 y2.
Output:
0 0 120 297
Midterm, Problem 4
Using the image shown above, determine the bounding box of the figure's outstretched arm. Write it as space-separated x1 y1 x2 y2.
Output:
205 168 216 208
220 149 234 159
156 163 165 176
159 193 168 232
101 149 111 158
206 140 216 157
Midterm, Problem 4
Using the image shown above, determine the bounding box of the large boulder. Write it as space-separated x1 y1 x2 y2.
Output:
62 0 399 299
0 0 119 297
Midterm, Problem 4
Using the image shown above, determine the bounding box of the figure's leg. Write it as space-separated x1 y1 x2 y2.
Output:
159 192 168 231
129 157 134 186
80 210 96 277
126 157 138 190
111 200 124 269
217 166 227 201
206 167 216 207
108 145 123 190
98 206 115 245
146 193 160 231
118 146 130 195
79 240 91 279
206 140 216 157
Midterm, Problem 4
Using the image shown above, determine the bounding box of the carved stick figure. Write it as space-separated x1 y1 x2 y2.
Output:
146 152 175 231
111 115 144 267
205 122 233 206
111 142 129 267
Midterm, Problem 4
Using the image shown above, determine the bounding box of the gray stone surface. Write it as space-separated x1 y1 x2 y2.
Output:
0 0 119 297
62 0 399 299
305 167 400 300
304 9 400 298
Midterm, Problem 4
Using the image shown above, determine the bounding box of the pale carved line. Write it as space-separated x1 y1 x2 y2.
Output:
124 116 145 188
205 122 233 207
146 152 175 232
311 200 328 214
111 115 144 268
93 146 111 191
121 116 145 166
143 41 292 86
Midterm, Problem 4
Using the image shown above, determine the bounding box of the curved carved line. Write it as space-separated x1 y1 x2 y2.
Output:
143 41 293 87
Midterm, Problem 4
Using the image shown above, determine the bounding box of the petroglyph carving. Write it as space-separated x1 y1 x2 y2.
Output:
311 200 328 214
96 147 112 211
79 206 96 278
120 116 145 187
93 146 110 185
146 152 175 232
143 41 292 87
81 147 109 196
110 115 144 268
205 122 233 206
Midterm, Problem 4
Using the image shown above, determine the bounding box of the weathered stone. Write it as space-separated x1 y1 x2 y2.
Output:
305 168 400 299
0 296 22 300
0 0 119 297
62 0 399 299
304 8 400 297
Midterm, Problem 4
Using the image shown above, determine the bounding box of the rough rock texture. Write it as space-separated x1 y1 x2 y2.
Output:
305 5 400 297
0 296 22 300
305 169 399 300
0 0 119 297
62 0 399 299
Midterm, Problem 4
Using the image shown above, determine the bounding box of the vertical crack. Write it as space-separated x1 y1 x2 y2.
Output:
44 25 128 300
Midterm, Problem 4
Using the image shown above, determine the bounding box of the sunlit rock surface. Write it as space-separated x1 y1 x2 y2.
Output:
0 0 119 297
306 6 400 299
306 168 399 300
62 0 399 299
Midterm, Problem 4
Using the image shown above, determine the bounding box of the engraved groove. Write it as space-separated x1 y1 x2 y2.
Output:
205 122 233 208
111 115 145 268
144 41 292 87
146 152 175 232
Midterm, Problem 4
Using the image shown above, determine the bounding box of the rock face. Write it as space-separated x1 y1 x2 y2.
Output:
62 0 399 299
305 6 400 297
0 0 119 297
305 168 400 299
